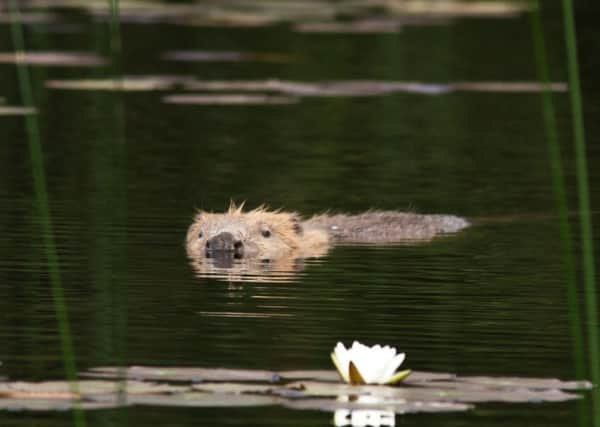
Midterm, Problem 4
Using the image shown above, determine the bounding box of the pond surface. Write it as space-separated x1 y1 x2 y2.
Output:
0 0 599 426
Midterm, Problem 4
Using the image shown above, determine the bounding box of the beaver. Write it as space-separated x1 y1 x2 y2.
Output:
185 203 469 265
186 204 330 265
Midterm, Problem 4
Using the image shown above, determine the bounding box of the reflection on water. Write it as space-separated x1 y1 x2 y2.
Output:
334 409 395 427
188 256 309 283
334 396 397 427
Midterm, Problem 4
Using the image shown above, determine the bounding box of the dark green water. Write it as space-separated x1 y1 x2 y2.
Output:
0 1 599 425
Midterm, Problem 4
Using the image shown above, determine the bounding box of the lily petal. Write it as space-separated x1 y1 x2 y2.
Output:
330 352 350 383
379 352 406 384
349 361 366 385
384 369 412 385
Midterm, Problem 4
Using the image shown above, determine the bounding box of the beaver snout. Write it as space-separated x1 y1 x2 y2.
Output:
205 232 244 258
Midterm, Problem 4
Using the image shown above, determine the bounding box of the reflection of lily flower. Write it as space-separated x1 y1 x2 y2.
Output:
334 409 395 427
331 341 411 385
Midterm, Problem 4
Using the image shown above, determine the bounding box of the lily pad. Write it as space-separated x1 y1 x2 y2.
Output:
403 371 458 384
85 366 281 383
191 382 276 394
0 106 36 116
0 367 590 413
388 0 531 17
294 19 404 34
45 76 195 92
0 398 122 411
458 376 592 391
0 12 60 24
126 392 278 407
279 370 340 381
280 380 583 404
23 0 531 27
451 81 568 92
282 397 472 414
180 79 567 98
162 94 299 105
0 51 106 67
0 380 185 396
181 79 452 96
277 369 457 383
44 77 567 97
197 311 295 319
162 51 297 64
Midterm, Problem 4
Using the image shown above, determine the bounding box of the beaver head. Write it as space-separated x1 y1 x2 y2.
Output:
186 203 304 263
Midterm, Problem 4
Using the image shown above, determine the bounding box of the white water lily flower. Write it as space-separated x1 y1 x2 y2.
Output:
331 341 411 385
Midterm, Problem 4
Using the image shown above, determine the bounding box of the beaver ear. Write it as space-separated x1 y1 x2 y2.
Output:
292 217 303 235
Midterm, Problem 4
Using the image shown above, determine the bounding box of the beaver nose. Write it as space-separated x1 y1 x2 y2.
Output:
205 232 244 255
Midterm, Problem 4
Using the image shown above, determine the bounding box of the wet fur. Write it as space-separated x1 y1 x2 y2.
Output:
306 210 469 244
186 203 469 261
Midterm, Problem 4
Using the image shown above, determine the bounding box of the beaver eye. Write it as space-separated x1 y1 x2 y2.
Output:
261 229 271 238
198 231 203 239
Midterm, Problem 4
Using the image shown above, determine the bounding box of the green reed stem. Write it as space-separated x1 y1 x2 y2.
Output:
531 0 584 378
7 2 86 427
107 0 129 414
530 5 587 424
561 0 599 423
109 0 123 71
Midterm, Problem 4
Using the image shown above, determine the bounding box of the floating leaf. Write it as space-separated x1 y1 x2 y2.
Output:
181 79 566 97
280 380 584 404
127 392 278 407
0 398 122 411
388 0 531 17
0 106 36 116
451 81 568 92
44 77 568 97
295 19 403 34
84 366 280 383
182 80 451 96
402 371 457 384
191 382 275 394
282 397 472 413
162 51 297 63
46 76 193 92
0 12 60 24
0 51 106 67
163 94 299 105
197 311 294 319
279 370 340 382
0 367 589 413
458 376 592 391
15 0 531 28
0 380 185 396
